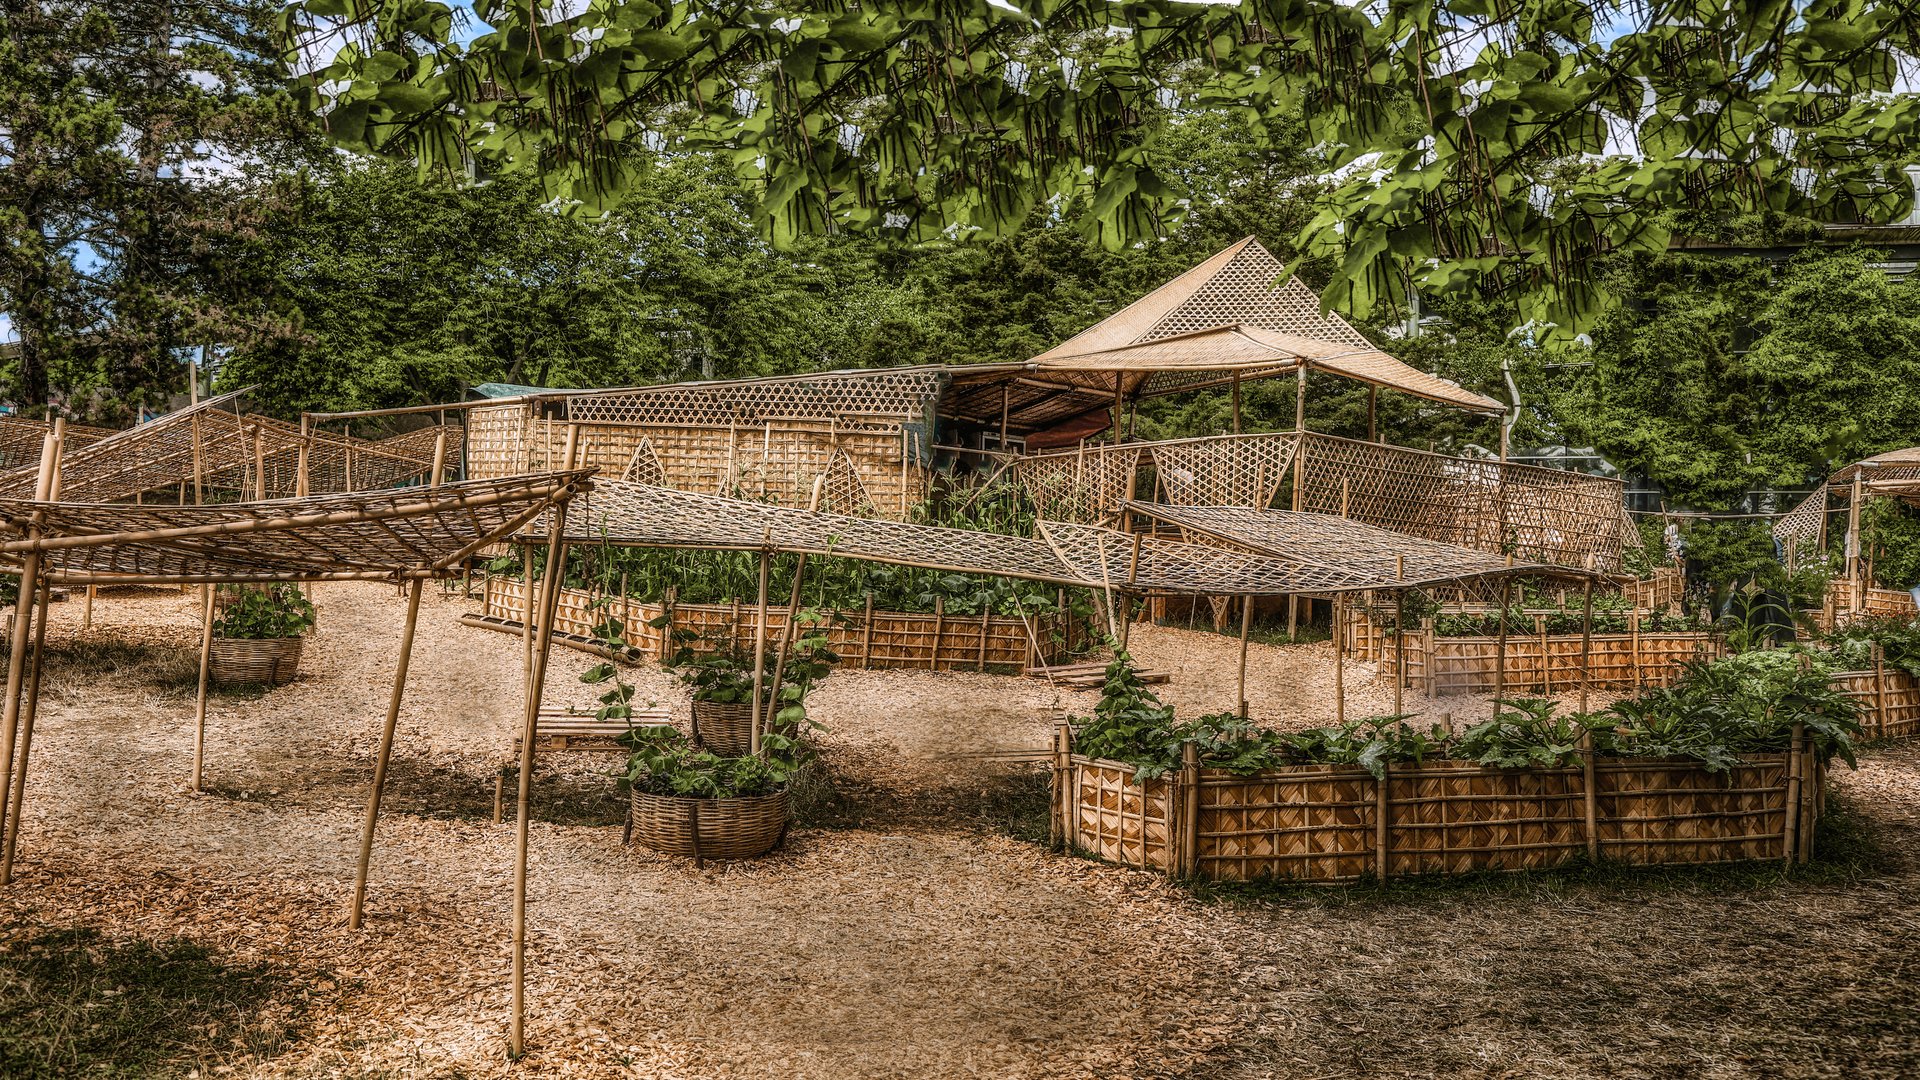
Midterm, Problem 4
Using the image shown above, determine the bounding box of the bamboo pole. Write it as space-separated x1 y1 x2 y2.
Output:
1393 591 1406 715
82 585 93 632
1845 472 1864 584
0 552 53 885
190 412 204 506
296 417 312 498
748 531 772 756
1375 762 1391 883
1493 578 1509 717
508 497 571 1059
1180 741 1200 877
0 432 60 853
252 428 266 500
191 585 215 792
1783 721 1805 863
348 430 445 929
1237 596 1254 719
1334 596 1347 725
1578 575 1595 715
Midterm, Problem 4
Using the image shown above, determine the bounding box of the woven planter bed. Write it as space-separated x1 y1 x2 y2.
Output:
689 698 770 757
1831 659 1920 740
479 576 1082 672
629 788 789 864
1819 579 1919 631
208 636 304 687
1054 743 1824 884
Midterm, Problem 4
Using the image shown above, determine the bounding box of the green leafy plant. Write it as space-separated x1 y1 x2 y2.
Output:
1823 616 1920 679
1606 649 1860 771
210 585 315 640
1281 715 1450 781
1453 699 1609 770
616 725 791 799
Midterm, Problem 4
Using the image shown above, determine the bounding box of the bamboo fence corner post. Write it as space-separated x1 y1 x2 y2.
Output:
0 431 58 856
509 503 572 1060
1237 596 1254 719
1375 762 1391 884
82 585 94 633
930 595 946 670
1053 723 1073 849
1581 729 1600 862
1630 610 1643 691
1179 741 1201 879
976 608 991 672
861 592 875 670
1535 614 1550 695
1420 615 1436 697
1783 721 1806 863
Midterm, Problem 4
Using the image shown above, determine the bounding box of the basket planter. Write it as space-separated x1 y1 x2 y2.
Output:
208 636 304 687
689 697 770 757
629 788 789 863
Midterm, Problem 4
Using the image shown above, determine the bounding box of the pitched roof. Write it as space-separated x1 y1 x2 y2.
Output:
1034 237 1375 360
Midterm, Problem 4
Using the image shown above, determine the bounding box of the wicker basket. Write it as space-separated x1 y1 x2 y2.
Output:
208 636 304 687
628 788 788 862
689 696 771 756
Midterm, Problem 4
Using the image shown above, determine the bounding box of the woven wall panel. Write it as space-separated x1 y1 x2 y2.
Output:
1373 629 1722 694
1832 667 1920 740
1007 445 1141 524
1152 434 1296 509
1139 243 1374 348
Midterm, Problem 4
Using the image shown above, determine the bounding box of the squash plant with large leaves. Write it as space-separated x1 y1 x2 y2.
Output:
283 1 1920 338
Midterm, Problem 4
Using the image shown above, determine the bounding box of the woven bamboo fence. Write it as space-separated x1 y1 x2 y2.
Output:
1372 626 1724 696
479 576 1079 671
1831 656 1920 740
1822 578 1918 628
1623 567 1685 610
1057 744 1823 883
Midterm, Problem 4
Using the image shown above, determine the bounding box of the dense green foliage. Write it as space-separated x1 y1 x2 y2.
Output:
210 584 316 640
1075 648 1860 785
291 1 1920 340
1824 617 1920 680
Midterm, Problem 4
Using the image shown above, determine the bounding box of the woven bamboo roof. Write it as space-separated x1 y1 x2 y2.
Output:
0 416 116 470
941 237 1502 434
1120 502 1600 590
0 471 592 585
1776 447 1920 543
551 482 1582 596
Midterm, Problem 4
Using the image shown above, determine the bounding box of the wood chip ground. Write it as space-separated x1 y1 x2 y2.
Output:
0 584 1915 1078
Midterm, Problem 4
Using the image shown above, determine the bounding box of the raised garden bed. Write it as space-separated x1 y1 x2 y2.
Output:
1056 749 1822 883
1831 663 1920 740
478 576 1082 672
1375 628 1725 696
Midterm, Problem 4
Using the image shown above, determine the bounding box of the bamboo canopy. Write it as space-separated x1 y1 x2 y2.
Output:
1120 501 1605 592
0 471 593 584
1776 446 1920 545
552 481 1580 597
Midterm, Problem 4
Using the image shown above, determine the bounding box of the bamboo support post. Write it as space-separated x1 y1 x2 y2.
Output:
748 532 772 756
252 428 266 500
508 499 571 1059
1393 592 1406 715
1493 579 1510 716
1783 721 1805 862
1630 611 1643 691
1052 724 1072 848
190 586 214 791
348 431 445 928
82 585 93 632
1237 596 1254 719
1536 615 1550 694
1333 595 1346 725
976 609 991 672
0 429 59 859
1874 643 1888 732
0 577 51 884
1578 577 1595 716
1846 472 1864 583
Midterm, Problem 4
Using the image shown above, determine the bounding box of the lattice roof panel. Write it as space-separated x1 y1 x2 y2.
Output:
559 367 950 426
1033 237 1373 361
0 471 593 584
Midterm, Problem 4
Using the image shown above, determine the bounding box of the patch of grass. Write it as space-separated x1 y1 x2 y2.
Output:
946 767 1054 843
1181 800 1896 910
0 928 315 1079
40 638 202 695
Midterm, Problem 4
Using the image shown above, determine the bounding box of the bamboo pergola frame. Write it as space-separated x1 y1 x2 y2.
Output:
0 431 593 1054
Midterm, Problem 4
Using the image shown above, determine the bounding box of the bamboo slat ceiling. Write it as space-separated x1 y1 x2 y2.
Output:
1120 501 1601 591
551 482 1586 596
0 472 593 584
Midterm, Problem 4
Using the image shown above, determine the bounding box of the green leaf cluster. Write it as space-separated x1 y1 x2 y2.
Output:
209 584 316 640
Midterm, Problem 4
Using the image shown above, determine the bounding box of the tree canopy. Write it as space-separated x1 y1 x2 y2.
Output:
287 0 1920 337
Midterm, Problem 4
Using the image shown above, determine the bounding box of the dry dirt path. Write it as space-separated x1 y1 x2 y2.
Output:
0 583 1913 1078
